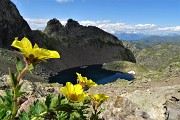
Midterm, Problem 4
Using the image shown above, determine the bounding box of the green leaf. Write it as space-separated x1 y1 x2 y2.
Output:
50 96 60 109
16 82 23 92
71 111 80 118
30 100 47 116
0 103 8 110
19 110 30 120
0 109 11 120
17 92 26 98
17 83 26 97
0 95 5 102
3 90 14 109
0 110 6 120
83 98 91 104
9 68 17 87
45 95 51 110
16 57 23 73
60 97 68 104
28 63 34 72
56 111 68 120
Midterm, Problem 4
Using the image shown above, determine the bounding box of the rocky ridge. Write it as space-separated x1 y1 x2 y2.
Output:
0 0 135 80
42 18 136 71
123 41 180 77
0 0 31 48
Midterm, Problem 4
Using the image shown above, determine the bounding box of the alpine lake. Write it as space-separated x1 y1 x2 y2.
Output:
49 64 134 85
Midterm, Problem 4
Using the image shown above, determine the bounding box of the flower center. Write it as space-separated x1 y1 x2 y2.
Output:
69 94 78 101
26 54 39 63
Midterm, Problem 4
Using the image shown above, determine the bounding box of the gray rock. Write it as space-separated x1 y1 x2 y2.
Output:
0 0 31 48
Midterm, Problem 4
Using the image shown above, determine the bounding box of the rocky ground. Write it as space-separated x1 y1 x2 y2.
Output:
89 76 180 120
0 42 179 120
0 73 179 120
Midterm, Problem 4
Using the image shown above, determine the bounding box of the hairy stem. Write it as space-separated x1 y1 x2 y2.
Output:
17 57 29 82
11 57 29 120
11 87 18 120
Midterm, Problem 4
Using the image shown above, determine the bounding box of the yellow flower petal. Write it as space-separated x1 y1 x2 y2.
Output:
11 37 60 63
76 72 97 88
20 37 32 49
86 79 98 87
76 73 85 82
48 50 60 58
11 37 32 57
60 82 88 102
90 94 109 107
11 37 32 50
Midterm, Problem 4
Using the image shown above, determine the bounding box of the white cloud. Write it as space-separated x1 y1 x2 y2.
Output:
56 0 74 3
25 18 180 35
135 24 156 29
158 26 180 31
25 18 67 30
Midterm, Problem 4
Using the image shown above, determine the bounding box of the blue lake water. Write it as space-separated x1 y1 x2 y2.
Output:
49 64 134 85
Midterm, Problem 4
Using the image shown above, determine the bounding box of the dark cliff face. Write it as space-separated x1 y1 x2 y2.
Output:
43 18 136 73
0 0 31 48
0 0 136 80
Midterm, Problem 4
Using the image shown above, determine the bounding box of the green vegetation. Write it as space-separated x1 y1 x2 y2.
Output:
122 41 180 81
136 44 180 71
103 61 151 79
0 37 109 120
132 35 180 49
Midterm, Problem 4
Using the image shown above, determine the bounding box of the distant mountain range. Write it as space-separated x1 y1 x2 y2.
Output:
115 32 180 41
114 32 149 41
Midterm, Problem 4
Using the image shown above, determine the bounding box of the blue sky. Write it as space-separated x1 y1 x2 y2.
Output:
12 0 180 35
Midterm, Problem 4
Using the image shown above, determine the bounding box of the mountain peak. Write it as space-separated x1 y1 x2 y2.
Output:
0 0 31 48
47 18 62 26
44 18 67 37
65 19 80 28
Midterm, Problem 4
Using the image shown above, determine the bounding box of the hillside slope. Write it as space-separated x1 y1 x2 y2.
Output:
0 0 136 80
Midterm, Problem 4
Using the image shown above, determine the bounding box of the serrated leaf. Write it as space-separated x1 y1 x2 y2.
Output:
0 110 6 120
16 57 23 73
0 109 11 120
57 111 68 120
30 100 47 116
0 104 6 110
60 97 68 104
19 110 30 120
71 111 80 118
3 111 11 120
3 90 14 109
50 96 60 109
70 114 75 120
45 95 51 110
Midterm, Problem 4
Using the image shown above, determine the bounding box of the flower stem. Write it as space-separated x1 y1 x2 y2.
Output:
11 57 29 120
11 87 18 120
17 57 29 82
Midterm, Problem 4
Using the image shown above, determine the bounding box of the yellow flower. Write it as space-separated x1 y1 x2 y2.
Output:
60 82 88 103
76 72 97 88
90 94 109 107
11 37 60 63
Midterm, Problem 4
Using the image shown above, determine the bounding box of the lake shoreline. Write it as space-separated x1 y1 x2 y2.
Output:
49 64 134 85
